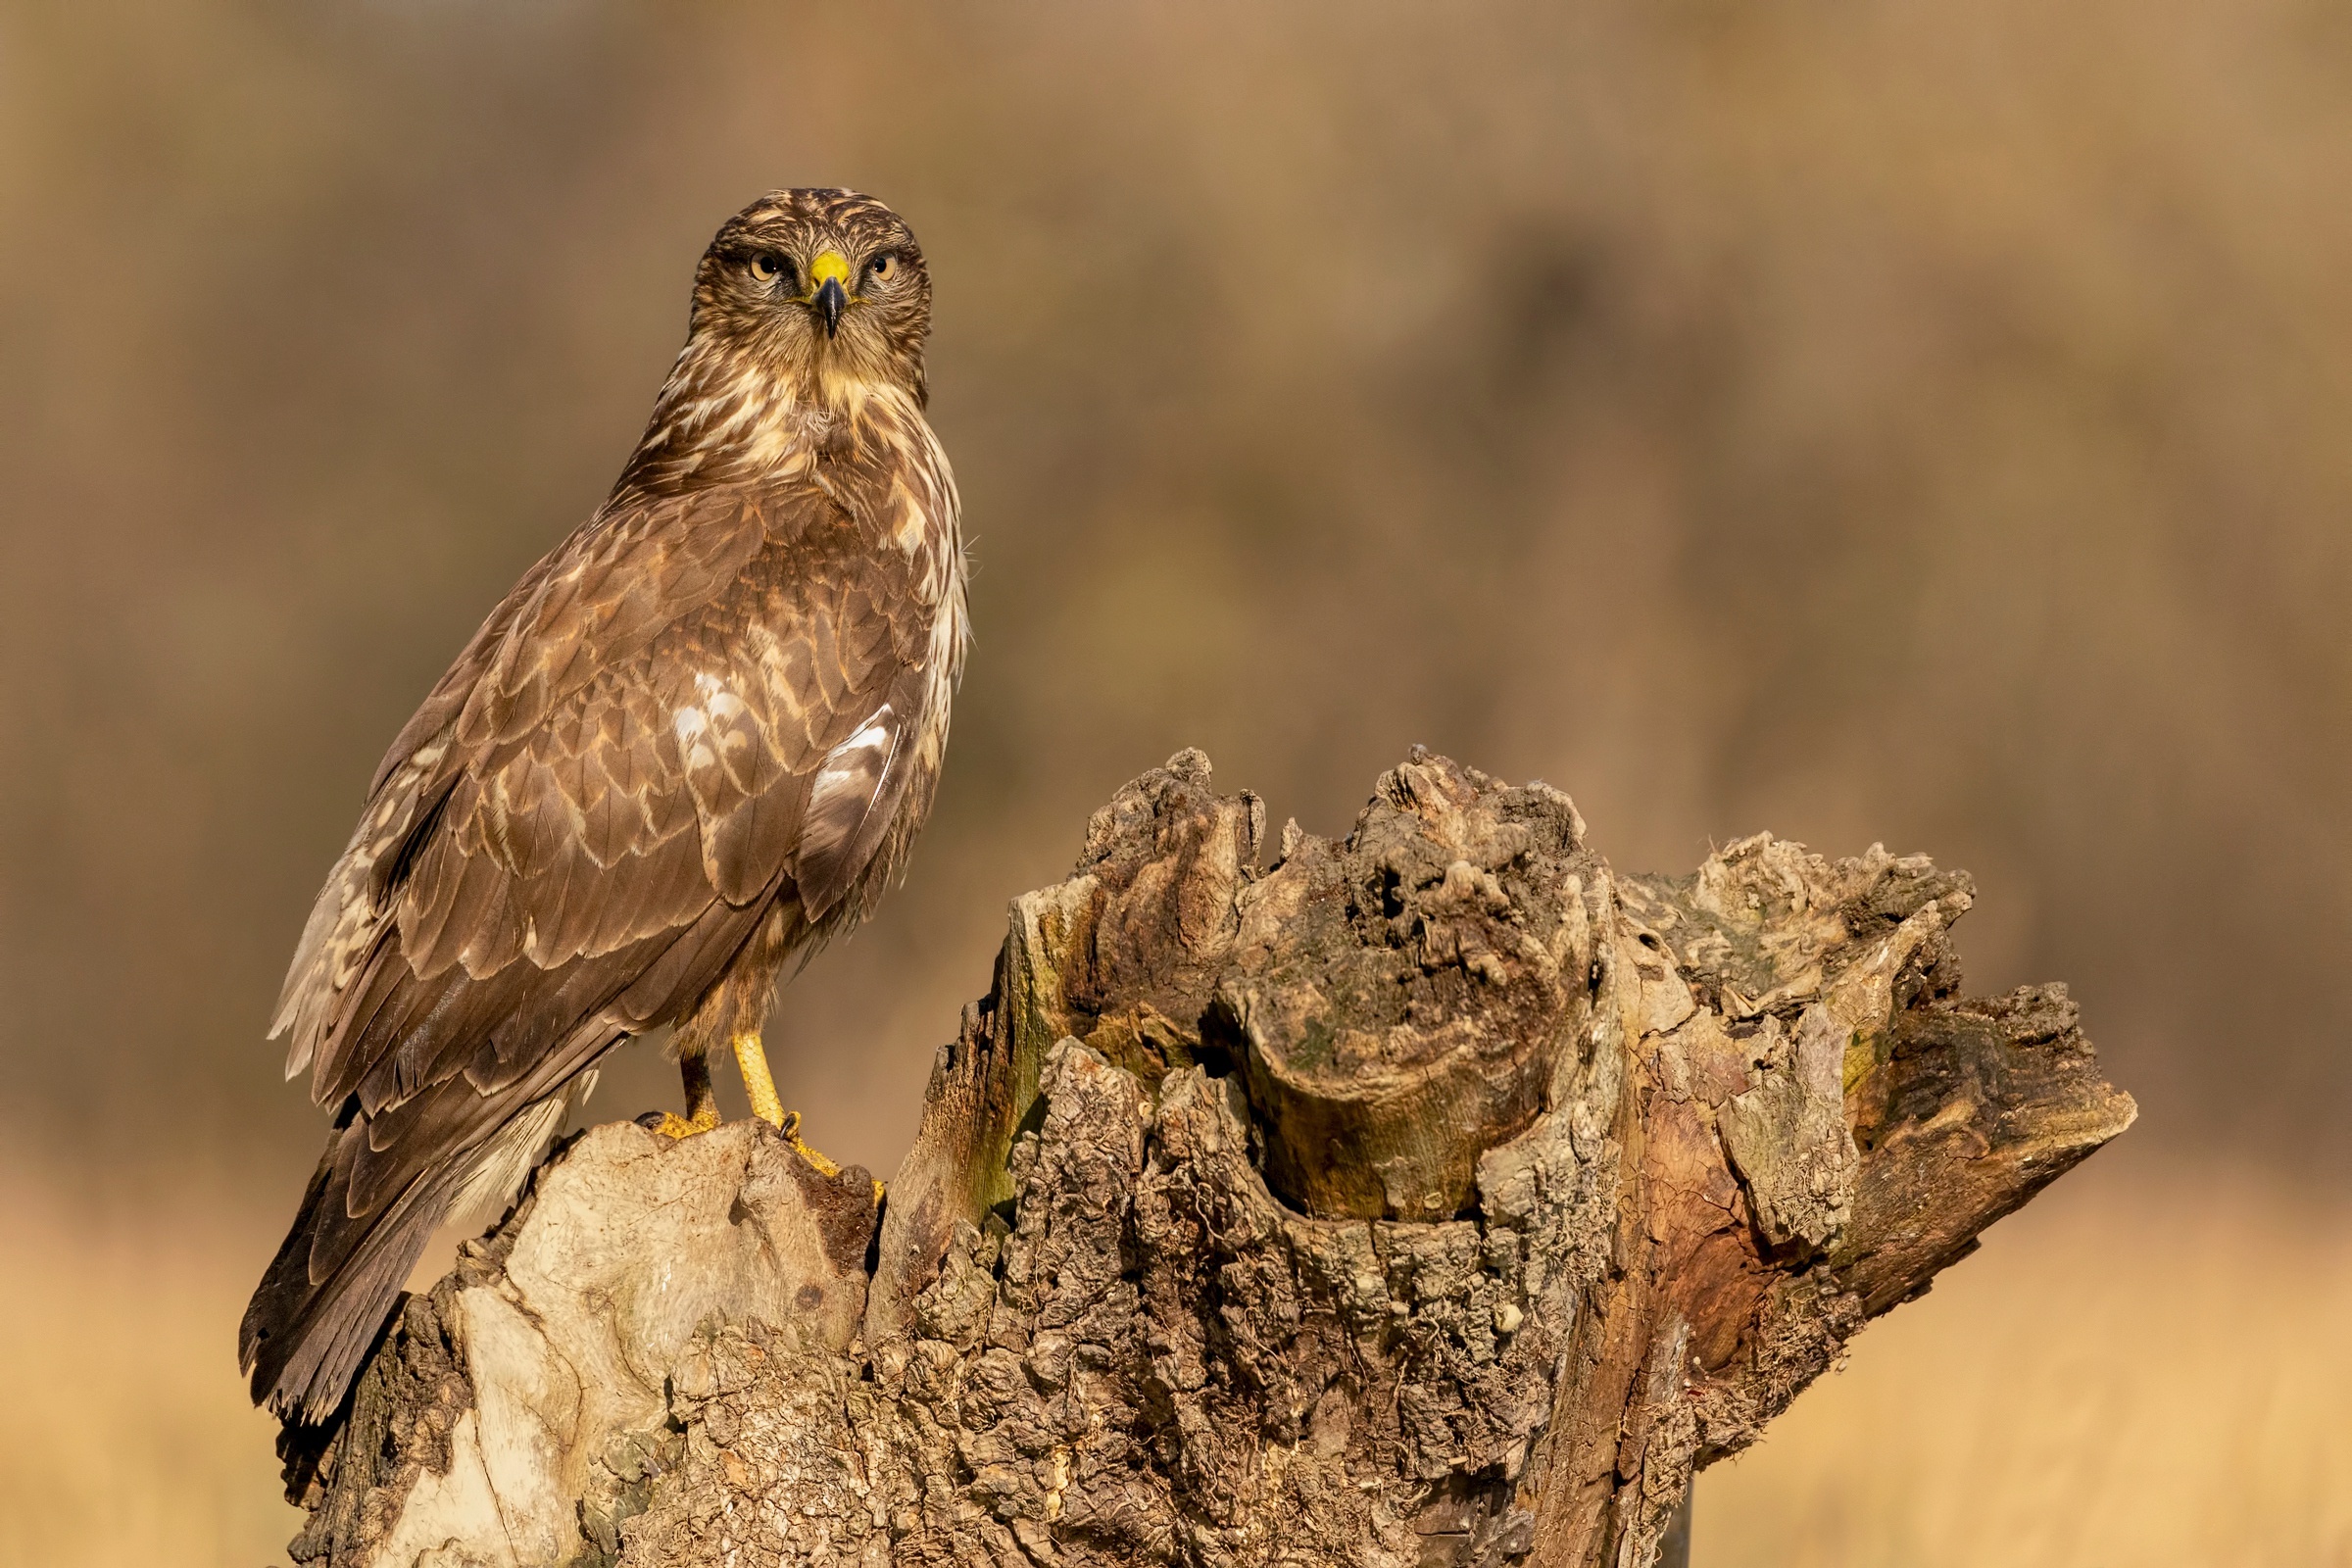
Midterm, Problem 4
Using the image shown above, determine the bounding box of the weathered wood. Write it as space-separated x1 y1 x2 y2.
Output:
278 1118 880 1568
279 750 2133 1568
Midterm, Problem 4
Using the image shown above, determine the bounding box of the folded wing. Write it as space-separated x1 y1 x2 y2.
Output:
244 472 946 1419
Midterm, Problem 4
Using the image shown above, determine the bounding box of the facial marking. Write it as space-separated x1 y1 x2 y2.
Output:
618 191 932 492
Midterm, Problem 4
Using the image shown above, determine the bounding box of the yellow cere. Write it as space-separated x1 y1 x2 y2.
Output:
808 251 853 288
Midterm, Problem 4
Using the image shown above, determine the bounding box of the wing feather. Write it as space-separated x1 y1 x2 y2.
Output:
253 416 961 1421
289 478 940 1118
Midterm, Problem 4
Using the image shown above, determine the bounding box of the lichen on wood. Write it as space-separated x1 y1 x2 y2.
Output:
280 750 2133 1568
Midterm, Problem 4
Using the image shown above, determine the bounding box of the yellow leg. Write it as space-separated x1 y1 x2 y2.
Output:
731 1031 787 1128
651 1050 722 1140
733 1031 855 1181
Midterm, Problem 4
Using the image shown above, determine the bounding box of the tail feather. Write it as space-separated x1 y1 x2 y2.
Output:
240 1131 459 1424
249 847 768 1426
242 1069 604 1424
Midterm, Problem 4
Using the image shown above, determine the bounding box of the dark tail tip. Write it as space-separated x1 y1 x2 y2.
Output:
240 1132 448 1425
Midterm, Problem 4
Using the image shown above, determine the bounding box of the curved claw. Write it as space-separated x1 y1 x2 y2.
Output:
778 1109 845 1178
645 1106 721 1140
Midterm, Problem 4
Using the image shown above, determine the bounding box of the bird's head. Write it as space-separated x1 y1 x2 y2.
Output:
688 188 933 408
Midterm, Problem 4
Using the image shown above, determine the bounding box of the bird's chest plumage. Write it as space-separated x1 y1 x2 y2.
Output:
804 396 964 697
729 395 965 909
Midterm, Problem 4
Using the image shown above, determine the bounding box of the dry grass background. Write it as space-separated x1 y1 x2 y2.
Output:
1 2 2347 1561
1703 1156 2352 1568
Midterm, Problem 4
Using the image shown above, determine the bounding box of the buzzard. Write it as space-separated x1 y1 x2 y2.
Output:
241 190 967 1423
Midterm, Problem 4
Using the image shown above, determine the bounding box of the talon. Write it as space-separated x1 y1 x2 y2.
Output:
781 1111 846 1179
654 1048 722 1138
648 1106 720 1140
729 1033 851 1182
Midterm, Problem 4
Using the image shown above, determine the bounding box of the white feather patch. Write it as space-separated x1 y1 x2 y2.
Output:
444 1068 600 1240
797 705 898 913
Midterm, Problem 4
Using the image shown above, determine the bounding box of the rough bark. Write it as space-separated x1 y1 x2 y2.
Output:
277 750 2133 1568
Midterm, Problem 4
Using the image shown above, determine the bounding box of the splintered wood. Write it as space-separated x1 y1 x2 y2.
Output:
281 751 2132 1568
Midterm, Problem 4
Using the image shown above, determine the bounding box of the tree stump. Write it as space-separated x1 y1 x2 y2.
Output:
275 751 2133 1568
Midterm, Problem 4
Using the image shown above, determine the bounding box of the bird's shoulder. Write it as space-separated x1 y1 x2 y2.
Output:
386 420 944 770
399 416 954 923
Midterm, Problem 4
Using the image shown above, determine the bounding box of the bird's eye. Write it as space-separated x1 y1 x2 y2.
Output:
751 252 785 281
865 252 896 283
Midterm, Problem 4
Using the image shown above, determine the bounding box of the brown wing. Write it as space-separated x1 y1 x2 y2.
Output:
244 473 943 1420
266 483 771 1071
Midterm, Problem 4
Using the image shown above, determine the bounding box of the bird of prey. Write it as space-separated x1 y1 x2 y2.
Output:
240 189 967 1424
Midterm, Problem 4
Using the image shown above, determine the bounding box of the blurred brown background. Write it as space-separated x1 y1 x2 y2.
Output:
2 2 2347 1563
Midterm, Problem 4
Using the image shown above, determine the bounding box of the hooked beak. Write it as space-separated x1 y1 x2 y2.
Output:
808 250 852 339
812 276 847 338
